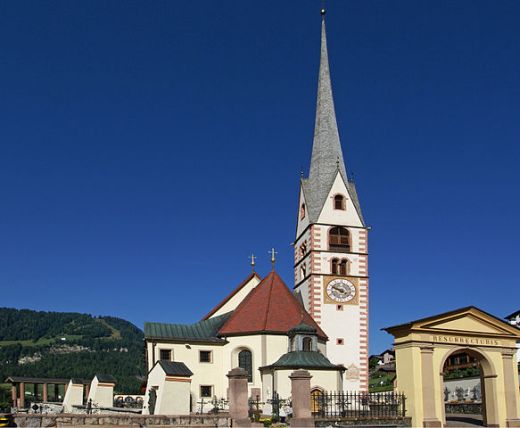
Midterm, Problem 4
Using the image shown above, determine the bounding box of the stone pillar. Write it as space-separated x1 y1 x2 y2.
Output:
19 382 25 408
502 350 520 427
289 369 314 428
43 383 48 402
227 368 251 428
11 385 17 407
420 346 441 428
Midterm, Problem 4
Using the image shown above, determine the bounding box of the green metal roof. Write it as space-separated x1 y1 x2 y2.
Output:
288 322 317 335
261 351 344 371
144 312 230 342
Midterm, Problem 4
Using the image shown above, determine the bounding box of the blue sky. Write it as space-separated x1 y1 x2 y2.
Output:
1 0 519 353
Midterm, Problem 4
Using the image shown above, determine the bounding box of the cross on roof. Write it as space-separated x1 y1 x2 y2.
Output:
249 253 256 272
269 248 278 270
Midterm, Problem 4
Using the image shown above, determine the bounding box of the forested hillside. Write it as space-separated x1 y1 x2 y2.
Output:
0 308 145 393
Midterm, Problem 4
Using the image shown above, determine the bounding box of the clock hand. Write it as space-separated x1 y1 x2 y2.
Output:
332 285 346 294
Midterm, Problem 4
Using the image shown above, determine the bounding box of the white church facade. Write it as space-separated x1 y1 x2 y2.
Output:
144 11 368 412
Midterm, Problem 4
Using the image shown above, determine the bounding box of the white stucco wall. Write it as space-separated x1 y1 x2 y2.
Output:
316 174 364 227
62 381 84 413
146 333 293 411
210 275 261 318
87 377 114 408
143 364 192 415
142 365 165 415
293 171 368 391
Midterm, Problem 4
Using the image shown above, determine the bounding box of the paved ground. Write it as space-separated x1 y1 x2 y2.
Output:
445 414 484 427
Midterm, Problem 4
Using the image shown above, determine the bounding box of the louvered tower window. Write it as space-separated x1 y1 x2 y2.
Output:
334 195 346 210
329 227 350 252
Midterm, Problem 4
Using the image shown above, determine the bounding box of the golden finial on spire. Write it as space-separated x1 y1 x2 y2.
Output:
249 253 256 272
269 248 278 270
320 0 326 17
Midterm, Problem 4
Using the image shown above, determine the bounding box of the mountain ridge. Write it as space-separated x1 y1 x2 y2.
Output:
0 307 145 395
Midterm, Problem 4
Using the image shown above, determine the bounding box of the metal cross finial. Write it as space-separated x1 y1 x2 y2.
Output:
249 254 256 272
269 248 278 270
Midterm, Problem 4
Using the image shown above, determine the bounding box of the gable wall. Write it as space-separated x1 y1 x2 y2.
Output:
317 174 364 227
210 275 261 318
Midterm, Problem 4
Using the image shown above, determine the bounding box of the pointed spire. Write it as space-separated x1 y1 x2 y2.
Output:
300 11 366 225
309 14 347 188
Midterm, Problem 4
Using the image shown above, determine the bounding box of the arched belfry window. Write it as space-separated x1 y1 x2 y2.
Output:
303 337 312 351
238 350 253 382
300 203 306 219
339 259 348 276
329 227 350 252
300 242 307 257
331 258 339 275
334 195 346 210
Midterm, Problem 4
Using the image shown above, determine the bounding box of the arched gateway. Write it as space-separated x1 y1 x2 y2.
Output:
384 307 520 427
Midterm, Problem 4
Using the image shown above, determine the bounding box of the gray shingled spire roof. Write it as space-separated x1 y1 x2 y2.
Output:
309 17 347 189
302 15 365 225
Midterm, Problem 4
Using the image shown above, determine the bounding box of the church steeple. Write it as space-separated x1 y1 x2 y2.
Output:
309 14 347 188
294 10 369 392
302 12 364 225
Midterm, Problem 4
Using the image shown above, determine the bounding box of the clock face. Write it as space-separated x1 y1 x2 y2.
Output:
326 279 356 303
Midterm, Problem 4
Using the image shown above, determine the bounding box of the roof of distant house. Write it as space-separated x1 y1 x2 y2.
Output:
505 310 520 320
5 376 89 384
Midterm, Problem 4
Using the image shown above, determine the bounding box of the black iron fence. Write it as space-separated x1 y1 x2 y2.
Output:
312 391 406 419
445 402 482 414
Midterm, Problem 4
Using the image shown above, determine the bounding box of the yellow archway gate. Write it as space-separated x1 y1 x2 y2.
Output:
384 306 520 427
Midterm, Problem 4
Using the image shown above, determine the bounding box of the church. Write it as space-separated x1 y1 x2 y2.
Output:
143 11 369 413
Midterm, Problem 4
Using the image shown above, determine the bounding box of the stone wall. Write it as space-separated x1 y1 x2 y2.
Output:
14 414 231 427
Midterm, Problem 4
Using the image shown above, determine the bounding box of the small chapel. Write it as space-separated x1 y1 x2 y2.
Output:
143 10 369 413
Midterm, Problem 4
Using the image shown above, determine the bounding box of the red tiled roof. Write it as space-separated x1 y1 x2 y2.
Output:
218 271 327 340
203 272 261 320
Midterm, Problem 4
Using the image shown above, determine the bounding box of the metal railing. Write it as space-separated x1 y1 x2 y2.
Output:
445 402 482 414
312 391 406 419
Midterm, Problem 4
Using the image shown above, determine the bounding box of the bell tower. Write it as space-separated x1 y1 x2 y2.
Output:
294 10 369 391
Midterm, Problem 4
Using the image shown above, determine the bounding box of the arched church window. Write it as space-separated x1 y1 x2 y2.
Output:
300 242 307 257
238 350 253 382
300 263 307 279
329 227 350 252
311 389 324 414
334 195 345 210
300 203 306 219
339 259 348 276
331 258 339 275
303 337 312 351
